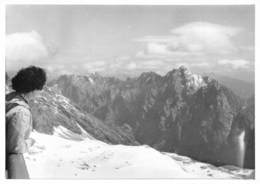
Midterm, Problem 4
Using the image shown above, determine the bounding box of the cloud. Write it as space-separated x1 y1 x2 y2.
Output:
140 60 164 69
6 22 250 79
83 61 106 72
170 22 240 53
217 59 250 69
137 22 240 56
132 21 250 74
6 31 51 70
146 42 172 55
190 62 210 68
126 62 137 70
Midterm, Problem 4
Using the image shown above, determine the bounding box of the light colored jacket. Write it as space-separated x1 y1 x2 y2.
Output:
6 92 33 154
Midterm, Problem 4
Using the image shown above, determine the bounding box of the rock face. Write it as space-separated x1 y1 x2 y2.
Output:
5 82 138 145
31 86 139 145
48 66 254 168
226 96 255 168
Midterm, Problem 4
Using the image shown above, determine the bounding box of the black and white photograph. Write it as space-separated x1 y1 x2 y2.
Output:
3 1 256 181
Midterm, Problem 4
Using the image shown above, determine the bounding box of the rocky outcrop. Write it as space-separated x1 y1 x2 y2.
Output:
29 86 138 145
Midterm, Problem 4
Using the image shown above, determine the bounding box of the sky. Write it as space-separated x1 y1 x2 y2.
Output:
5 5 254 82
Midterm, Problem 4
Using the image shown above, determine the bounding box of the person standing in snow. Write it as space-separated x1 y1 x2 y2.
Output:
6 66 46 179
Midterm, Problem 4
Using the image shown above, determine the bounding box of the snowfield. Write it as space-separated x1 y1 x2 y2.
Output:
24 126 254 179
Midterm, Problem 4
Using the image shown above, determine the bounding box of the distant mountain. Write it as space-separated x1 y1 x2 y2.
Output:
48 74 123 114
48 66 254 168
204 73 254 99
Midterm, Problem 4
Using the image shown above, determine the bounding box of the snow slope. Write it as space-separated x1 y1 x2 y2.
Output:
24 126 254 179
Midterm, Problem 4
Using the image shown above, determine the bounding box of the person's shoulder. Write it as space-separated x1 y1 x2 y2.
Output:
15 106 31 115
11 106 32 125
6 93 30 109
6 102 31 118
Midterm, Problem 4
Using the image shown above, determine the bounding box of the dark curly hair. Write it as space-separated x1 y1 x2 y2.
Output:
11 66 47 93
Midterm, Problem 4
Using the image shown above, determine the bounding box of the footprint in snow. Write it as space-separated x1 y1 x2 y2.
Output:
35 144 46 150
114 161 131 169
200 165 207 169
78 162 90 170
28 145 46 155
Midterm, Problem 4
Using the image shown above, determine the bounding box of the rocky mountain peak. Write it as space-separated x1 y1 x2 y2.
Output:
164 66 206 93
179 65 191 75
138 71 161 84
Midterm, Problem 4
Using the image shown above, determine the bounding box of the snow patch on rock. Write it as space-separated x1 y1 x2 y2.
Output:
186 74 206 90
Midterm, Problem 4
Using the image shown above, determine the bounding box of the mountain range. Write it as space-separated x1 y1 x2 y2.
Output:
5 66 255 171
43 66 254 169
5 66 255 178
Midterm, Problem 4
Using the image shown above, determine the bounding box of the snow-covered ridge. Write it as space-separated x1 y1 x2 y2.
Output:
24 127 254 179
